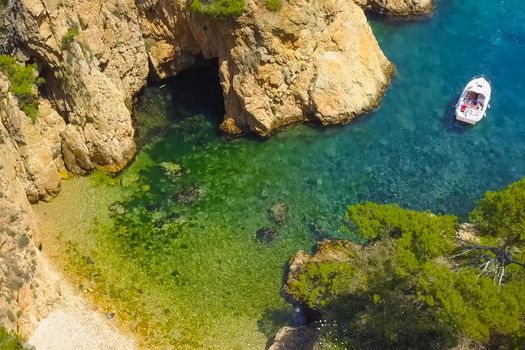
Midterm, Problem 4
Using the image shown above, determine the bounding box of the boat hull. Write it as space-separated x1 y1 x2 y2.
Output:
455 77 491 125
455 109 483 124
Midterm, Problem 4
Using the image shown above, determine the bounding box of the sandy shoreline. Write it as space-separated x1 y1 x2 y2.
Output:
17 177 138 350
26 252 139 350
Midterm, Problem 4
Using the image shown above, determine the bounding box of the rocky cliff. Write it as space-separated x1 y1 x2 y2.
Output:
0 89 61 335
0 75 64 203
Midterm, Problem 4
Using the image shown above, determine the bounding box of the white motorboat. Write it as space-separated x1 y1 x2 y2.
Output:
455 76 491 124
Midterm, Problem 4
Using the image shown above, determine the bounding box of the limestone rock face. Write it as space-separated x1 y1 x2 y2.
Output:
0 127 59 336
0 75 64 202
188 0 394 135
135 0 202 79
354 0 434 16
9 0 148 174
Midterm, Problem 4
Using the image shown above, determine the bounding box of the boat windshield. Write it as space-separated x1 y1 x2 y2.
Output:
463 91 484 109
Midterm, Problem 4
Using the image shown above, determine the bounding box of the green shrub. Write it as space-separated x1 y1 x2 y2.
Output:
191 0 244 18
0 55 43 122
0 325 26 350
61 23 80 50
288 260 357 309
265 0 281 11
470 177 525 245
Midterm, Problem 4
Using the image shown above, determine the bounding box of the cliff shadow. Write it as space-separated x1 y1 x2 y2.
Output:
162 58 225 125
132 58 226 148
365 10 434 24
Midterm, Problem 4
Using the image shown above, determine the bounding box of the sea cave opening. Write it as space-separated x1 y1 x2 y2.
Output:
133 58 226 148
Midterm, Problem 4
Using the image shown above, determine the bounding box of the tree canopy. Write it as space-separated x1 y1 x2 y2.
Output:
470 177 525 245
286 190 525 349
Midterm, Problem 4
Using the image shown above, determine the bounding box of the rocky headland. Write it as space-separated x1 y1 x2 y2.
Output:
0 0 434 346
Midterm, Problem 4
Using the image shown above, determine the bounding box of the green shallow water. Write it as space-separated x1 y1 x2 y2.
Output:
34 1 525 349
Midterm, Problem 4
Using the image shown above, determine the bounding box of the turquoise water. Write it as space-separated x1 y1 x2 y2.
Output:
40 1 525 348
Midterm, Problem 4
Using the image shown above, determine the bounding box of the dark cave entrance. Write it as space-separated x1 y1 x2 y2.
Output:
160 58 225 124
133 58 226 147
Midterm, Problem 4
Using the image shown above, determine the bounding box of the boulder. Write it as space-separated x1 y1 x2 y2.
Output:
282 240 361 306
173 185 201 205
268 326 319 350
269 200 289 225
256 227 278 244
354 0 435 16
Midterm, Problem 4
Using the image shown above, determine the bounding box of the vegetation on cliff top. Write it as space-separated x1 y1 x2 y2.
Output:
470 177 525 245
287 179 525 349
0 55 44 122
191 0 244 18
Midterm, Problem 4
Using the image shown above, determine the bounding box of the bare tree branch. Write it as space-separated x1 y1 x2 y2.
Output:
452 244 525 286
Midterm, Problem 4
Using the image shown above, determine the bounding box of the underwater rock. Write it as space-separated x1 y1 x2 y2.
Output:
153 212 181 228
108 202 126 215
146 202 162 212
268 326 319 350
268 200 289 225
354 0 434 16
173 185 200 205
256 227 278 244
160 162 183 180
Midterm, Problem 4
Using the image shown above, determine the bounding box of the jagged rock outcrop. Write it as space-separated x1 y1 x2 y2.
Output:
0 0 436 178
285 239 360 276
144 0 394 135
0 131 60 337
282 239 361 304
354 0 434 16
0 75 64 203
6 0 149 174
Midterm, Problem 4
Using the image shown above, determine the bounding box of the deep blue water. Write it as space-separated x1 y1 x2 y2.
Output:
340 0 525 216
